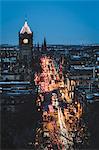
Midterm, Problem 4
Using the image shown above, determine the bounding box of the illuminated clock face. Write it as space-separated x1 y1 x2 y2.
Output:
23 38 28 44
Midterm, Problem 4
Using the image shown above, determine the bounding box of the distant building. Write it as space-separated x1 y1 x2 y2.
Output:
0 45 20 81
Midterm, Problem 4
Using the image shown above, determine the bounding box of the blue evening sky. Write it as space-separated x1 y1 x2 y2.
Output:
0 0 99 45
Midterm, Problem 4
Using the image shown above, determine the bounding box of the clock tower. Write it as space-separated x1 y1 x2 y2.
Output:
19 21 33 81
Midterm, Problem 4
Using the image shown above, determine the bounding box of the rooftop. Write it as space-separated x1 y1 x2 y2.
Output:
20 21 32 34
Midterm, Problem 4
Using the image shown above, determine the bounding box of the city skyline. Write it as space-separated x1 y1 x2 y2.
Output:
1 1 99 149
1 0 99 45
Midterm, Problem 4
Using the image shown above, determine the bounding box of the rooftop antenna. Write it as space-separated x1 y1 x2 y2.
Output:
25 14 28 22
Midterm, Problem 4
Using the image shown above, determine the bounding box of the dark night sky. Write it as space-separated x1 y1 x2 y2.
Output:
1 0 99 45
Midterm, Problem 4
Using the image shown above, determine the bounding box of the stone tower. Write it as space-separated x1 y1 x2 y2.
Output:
19 21 33 81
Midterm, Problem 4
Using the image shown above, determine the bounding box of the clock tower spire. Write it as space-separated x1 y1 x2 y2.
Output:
19 21 33 47
19 21 33 81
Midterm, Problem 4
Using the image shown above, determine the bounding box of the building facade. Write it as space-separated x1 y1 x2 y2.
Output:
0 45 20 81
